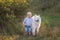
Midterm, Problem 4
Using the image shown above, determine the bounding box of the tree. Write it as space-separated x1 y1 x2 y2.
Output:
0 0 30 35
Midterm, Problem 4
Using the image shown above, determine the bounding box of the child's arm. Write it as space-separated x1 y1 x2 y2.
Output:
23 18 26 27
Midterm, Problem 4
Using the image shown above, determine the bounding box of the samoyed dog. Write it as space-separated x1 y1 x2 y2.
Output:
31 15 41 36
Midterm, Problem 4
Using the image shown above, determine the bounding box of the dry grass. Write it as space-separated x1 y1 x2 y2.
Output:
0 26 60 40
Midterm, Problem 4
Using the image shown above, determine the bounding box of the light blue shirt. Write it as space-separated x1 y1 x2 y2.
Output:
24 17 32 26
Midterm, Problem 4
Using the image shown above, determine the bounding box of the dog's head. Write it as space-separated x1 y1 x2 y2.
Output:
32 15 40 22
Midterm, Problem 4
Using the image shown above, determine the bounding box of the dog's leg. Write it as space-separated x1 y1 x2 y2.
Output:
37 24 40 34
32 28 36 36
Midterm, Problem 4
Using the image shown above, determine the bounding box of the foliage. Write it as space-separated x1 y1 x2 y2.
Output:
0 0 30 35
29 0 60 27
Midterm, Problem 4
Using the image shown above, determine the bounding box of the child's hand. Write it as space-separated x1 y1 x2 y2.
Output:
22 21 24 27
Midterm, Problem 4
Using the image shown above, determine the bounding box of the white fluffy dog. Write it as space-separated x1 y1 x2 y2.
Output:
31 15 41 36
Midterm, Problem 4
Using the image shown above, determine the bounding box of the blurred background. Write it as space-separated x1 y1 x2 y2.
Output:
0 0 60 40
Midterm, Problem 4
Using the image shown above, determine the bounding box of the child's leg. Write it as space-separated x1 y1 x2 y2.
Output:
25 25 28 35
25 26 32 36
28 27 32 36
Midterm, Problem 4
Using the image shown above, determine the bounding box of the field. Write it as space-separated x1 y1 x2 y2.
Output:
0 0 60 40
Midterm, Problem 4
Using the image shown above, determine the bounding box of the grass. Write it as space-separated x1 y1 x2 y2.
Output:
1 26 60 40
0 9 60 40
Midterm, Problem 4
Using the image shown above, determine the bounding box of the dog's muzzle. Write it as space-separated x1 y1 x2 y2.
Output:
35 20 39 22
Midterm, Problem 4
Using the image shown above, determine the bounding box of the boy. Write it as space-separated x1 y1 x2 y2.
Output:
23 12 32 36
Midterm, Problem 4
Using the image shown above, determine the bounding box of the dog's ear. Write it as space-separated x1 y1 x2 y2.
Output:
34 15 37 16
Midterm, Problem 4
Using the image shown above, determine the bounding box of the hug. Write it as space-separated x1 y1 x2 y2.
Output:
23 12 41 36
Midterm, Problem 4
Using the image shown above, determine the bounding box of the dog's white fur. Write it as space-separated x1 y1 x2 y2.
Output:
32 15 41 36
